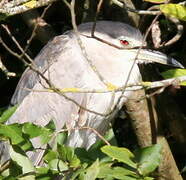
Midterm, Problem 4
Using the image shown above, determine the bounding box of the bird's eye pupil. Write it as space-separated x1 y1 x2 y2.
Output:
120 40 129 45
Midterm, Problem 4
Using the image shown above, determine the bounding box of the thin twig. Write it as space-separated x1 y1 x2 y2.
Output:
0 160 10 173
0 0 57 16
91 0 103 37
22 74 186 94
0 56 16 78
1 24 35 65
112 0 160 15
107 13 161 116
158 17 183 48
63 0 112 88
82 33 147 50
23 4 52 55
56 126 110 146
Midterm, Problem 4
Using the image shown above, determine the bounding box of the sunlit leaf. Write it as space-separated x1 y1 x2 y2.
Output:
0 124 32 151
18 175 35 180
161 68 186 86
144 177 154 180
134 144 162 176
0 105 18 123
70 155 81 168
160 4 186 21
101 146 137 168
23 122 53 145
44 150 58 163
70 167 87 180
9 145 34 174
36 167 49 174
84 159 100 180
24 0 37 8
98 164 138 180
48 159 68 172
36 167 54 180
23 123 45 138
57 131 68 145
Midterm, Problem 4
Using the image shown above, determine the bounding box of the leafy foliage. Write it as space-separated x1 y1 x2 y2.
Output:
0 105 17 123
0 107 162 179
160 3 186 21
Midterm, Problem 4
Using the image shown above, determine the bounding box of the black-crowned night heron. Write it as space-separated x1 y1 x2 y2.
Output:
1 21 183 165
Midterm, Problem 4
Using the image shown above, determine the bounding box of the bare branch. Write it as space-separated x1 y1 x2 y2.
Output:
158 17 183 48
0 56 16 78
0 0 57 17
23 4 53 54
56 126 110 146
1 24 35 65
63 0 114 88
112 0 160 15
91 0 103 37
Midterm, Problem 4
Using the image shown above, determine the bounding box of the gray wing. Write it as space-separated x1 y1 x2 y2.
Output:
6 32 92 165
11 34 70 105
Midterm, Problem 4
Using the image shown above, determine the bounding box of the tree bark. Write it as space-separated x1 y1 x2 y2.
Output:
124 89 183 180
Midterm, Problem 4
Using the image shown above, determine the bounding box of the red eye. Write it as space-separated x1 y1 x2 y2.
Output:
120 40 129 45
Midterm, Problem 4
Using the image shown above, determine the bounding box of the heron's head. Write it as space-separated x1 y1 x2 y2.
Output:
78 21 184 68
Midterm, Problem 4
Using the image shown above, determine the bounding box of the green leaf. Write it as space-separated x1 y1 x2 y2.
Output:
18 175 35 180
84 128 117 164
70 167 87 180
134 144 162 176
23 122 53 145
75 147 94 164
0 124 22 143
144 177 154 180
84 159 100 180
36 167 54 180
45 120 56 131
70 155 81 168
160 4 186 21
0 105 18 123
98 164 138 180
36 167 49 174
89 128 117 152
101 145 137 168
23 123 44 138
0 124 32 151
9 145 35 174
48 159 68 172
0 13 9 21
161 68 186 86
56 131 68 145
143 0 166 4
57 144 74 162
44 150 58 162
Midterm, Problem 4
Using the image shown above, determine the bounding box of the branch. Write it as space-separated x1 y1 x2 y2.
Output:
21 75 186 95
0 55 16 78
63 0 112 88
56 126 111 146
0 0 57 18
111 0 160 15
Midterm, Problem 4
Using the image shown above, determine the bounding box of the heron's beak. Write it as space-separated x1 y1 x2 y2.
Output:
130 49 184 68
